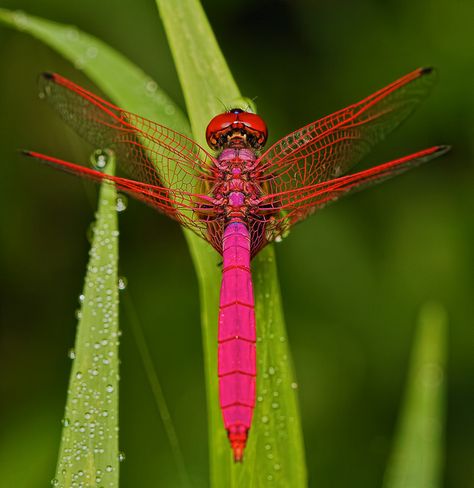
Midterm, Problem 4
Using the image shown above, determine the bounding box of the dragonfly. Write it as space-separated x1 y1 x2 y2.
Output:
24 67 448 462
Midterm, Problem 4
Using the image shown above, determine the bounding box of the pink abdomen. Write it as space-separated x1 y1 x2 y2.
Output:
218 221 256 462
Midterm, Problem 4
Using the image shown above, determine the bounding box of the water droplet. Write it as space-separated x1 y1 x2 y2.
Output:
12 10 30 30
76 371 83 380
78 294 85 303
145 80 158 93
118 451 126 462
74 56 86 69
268 367 276 375
275 235 283 243
106 384 114 393
91 149 109 170
75 308 83 320
62 418 70 427
115 193 128 212
261 415 269 424
105 465 113 473
86 46 98 59
291 382 298 390
274 463 281 471
68 348 76 359
51 478 59 486
65 27 79 41
117 276 127 291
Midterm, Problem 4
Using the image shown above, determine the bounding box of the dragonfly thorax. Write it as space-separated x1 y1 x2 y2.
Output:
211 148 263 222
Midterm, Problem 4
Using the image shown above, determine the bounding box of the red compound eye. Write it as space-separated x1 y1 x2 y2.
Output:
205 109 268 150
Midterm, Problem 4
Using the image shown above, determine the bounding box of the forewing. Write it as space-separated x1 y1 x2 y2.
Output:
23 151 217 245
256 68 437 193
258 146 449 244
38 73 217 193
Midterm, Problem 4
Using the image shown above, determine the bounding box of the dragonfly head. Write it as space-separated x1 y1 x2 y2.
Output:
206 109 268 151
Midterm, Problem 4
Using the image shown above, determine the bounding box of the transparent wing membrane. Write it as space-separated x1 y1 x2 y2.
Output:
26 70 448 257
257 146 449 245
39 73 216 193
256 68 437 195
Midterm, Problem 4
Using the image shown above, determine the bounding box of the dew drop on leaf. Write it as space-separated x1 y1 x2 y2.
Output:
117 276 128 291
145 80 158 94
115 193 128 212
91 149 109 170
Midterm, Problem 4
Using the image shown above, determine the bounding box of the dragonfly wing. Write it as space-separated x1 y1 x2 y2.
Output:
23 150 216 244
256 68 437 193
38 73 217 193
258 146 449 242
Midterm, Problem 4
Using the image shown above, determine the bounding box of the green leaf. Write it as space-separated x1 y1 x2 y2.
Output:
157 1 307 485
0 5 307 486
0 8 190 134
383 302 448 488
52 157 120 487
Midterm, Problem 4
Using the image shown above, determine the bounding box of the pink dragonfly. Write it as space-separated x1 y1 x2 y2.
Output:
24 68 448 462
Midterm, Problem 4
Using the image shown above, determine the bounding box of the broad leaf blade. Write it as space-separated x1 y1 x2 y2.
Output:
383 302 447 488
0 8 193 486
157 1 307 486
0 8 190 134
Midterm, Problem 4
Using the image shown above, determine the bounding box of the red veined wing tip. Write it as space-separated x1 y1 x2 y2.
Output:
41 71 55 80
432 145 451 156
20 149 52 160
419 66 434 75
228 425 249 463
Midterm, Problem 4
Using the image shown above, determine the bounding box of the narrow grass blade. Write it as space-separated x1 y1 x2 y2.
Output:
123 294 189 487
52 158 120 487
156 1 307 485
383 302 448 488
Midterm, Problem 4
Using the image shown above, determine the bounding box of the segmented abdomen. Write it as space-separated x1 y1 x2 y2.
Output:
218 221 256 462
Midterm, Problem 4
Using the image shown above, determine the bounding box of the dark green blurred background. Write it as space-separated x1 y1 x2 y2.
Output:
0 0 472 486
